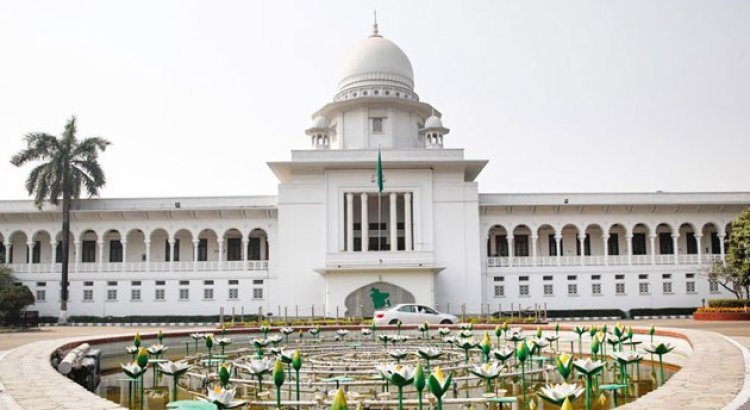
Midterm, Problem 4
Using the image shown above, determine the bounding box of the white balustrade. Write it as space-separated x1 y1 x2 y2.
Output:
487 253 723 268
3 260 270 274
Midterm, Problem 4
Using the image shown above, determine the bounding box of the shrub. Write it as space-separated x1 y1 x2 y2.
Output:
629 307 697 317
708 299 750 308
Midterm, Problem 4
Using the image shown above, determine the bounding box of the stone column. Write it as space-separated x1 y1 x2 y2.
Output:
242 238 248 270
193 239 200 270
218 238 224 270
626 234 633 265
672 234 679 265
389 192 397 251
361 193 369 252
74 241 81 272
695 234 703 265
121 241 128 272
530 235 538 266
507 235 514 267
404 192 413 251
346 193 354 252
649 234 657 265
602 235 609 266
168 237 176 271
50 241 57 272
98 240 105 271
27 242 33 265
4 244 9 264
578 235 586 265
489 232 497 256
260 237 267 260
144 240 151 272
718 234 726 266
555 234 562 266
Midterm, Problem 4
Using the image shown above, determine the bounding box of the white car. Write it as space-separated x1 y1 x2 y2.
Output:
373 304 458 326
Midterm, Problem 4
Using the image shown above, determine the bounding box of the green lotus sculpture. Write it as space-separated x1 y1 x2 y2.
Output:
572 358 605 410
427 366 453 410
273 358 285 410
157 360 191 402
414 363 426 410
469 361 503 393
644 342 675 385
537 383 584 407
292 349 302 402
377 364 416 410
555 352 574 382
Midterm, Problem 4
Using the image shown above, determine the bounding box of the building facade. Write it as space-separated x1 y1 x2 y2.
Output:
2 26 749 319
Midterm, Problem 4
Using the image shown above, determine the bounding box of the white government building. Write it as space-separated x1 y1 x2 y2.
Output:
2 24 749 319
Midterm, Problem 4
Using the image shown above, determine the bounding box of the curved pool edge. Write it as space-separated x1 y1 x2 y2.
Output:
617 328 744 410
0 326 744 410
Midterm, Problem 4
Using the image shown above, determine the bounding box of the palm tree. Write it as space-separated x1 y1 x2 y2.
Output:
10 116 111 324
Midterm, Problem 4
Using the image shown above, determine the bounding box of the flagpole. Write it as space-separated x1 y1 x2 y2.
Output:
378 190 382 252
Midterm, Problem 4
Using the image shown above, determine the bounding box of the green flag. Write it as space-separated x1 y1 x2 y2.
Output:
376 149 383 192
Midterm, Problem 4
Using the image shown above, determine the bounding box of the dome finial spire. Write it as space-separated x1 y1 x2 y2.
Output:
371 10 381 37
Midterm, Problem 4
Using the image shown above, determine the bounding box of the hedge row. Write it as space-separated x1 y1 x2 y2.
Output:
708 299 750 308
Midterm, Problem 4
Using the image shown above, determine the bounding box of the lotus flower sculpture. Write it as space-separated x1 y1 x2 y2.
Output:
572 325 588 357
468 361 503 392
125 345 138 361
537 383 585 407
458 323 473 330
235 357 274 393
205 334 215 372
280 327 294 344
480 331 493 362
388 349 409 363
134 332 142 349
494 324 503 347
331 388 347 410
516 340 530 405
437 327 451 337
277 348 296 379
612 351 642 386
136 347 149 410
361 328 373 339
414 363 426 410
260 324 271 338
377 364 416 410
273 358 285 409
418 321 430 339
252 337 270 358
573 358 605 410
190 332 204 354
506 329 525 343
491 346 515 366
459 329 473 338
157 360 191 402
378 334 394 349
204 385 246 409
417 346 443 371
427 366 453 410
644 342 675 385
309 325 321 339
292 349 302 401
336 329 349 341
455 337 479 364
267 334 283 347
147 343 168 359
555 353 574 382
215 336 232 356
121 362 145 409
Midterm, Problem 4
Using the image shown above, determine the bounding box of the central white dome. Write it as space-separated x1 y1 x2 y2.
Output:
337 34 414 92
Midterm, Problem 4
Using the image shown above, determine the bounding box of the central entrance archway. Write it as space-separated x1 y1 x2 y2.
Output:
345 282 415 317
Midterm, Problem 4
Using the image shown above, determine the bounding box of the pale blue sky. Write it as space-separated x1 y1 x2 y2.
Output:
1 0 748 199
